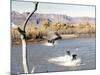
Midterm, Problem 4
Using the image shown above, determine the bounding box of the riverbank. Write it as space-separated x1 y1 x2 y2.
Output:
11 34 95 46
61 34 78 39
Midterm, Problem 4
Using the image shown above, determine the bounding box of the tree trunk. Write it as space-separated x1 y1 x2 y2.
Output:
20 2 39 74
21 35 29 73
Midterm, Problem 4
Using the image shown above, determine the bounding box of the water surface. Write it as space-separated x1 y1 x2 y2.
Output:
11 37 96 74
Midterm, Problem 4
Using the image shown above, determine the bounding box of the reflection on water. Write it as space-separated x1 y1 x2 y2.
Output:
11 37 96 74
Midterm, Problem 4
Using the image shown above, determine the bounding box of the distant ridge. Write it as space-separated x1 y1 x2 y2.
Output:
11 11 95 26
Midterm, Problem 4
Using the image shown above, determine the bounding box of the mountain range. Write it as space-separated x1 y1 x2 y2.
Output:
11 11 95 26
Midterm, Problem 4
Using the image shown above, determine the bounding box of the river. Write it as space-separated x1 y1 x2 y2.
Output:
11 37 96 74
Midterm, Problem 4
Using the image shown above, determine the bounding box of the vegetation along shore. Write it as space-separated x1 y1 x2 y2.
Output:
11 21 95 45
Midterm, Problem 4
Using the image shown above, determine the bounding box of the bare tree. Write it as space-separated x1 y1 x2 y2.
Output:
12 2 39 74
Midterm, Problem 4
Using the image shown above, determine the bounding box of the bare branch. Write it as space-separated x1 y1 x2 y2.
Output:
12 2 39 74
23 2 39 31
20 2 39 74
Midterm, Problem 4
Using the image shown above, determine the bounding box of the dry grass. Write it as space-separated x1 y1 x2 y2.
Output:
11 22 96 44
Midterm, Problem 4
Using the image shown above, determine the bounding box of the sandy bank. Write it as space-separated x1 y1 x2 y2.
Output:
61 34 78 39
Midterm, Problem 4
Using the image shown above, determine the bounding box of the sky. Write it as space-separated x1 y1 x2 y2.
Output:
12 0 95 17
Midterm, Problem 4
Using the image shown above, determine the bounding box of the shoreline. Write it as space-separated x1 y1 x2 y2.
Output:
11 34 95 46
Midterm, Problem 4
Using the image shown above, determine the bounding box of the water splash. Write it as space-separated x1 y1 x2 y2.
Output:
48 55 81 67
75 48 79 51
43 41 58 46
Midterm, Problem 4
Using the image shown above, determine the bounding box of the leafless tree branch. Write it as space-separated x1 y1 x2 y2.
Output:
23 2 39 31
14 2 39 74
